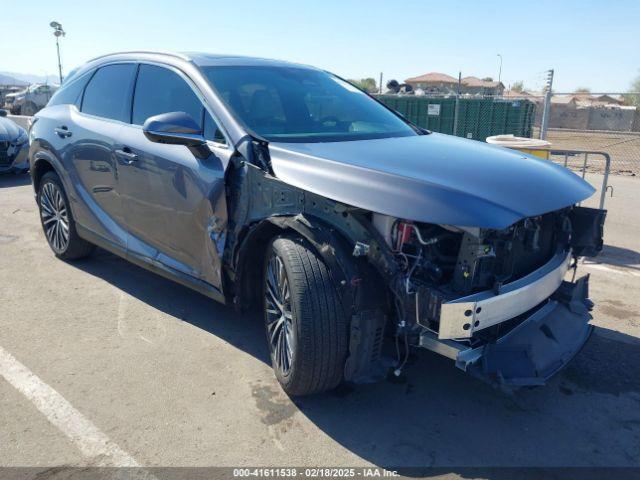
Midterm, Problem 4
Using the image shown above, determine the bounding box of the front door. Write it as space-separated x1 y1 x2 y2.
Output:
117 64 230 289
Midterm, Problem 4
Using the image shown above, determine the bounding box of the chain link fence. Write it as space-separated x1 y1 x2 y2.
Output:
529 92 639 176
377 90 640 177
542 128 639 176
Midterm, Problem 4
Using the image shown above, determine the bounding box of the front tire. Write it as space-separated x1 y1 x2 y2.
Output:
264 235 349 396
38 171 94 260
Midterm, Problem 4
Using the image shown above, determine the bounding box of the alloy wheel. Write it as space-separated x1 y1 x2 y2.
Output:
40 182 70 253
265 255 294 375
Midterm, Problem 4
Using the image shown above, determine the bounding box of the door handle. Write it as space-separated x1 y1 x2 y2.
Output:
54 126 72 138
115 147 139 164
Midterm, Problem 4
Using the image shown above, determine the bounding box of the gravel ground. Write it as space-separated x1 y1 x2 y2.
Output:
546 129 640 176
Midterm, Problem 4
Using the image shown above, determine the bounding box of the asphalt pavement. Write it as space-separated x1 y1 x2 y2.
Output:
1 172 639 477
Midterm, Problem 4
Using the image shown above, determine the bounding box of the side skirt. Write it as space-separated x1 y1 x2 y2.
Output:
76 225 226 305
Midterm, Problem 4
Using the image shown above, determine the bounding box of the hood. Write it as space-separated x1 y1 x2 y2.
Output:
268 133 595 229
0 117 24 142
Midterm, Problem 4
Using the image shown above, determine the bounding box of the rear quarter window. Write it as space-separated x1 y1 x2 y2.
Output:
47 71 93 108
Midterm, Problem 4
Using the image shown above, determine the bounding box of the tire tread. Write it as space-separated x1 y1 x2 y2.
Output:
269 236 348 396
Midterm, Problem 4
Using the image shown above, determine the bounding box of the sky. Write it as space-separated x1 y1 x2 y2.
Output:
1 0 638 92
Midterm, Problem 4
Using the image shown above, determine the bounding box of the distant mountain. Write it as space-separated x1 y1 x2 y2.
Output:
0 73 28 86
0 72 59 86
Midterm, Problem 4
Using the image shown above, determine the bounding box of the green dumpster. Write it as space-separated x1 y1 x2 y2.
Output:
376 95 537 140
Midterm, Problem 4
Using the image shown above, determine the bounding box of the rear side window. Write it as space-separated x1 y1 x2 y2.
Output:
81 64 136 122
47 71 93 108
132 64 203 127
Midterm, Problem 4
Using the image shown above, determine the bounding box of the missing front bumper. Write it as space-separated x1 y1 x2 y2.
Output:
419 275 593 388
436 249 572 340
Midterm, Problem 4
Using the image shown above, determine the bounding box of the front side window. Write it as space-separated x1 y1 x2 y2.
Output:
81 64 136 122
203 110 226 144
132 64 203 127
202 66 418 143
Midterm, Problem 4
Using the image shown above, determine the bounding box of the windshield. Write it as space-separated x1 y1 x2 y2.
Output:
202 66 418 143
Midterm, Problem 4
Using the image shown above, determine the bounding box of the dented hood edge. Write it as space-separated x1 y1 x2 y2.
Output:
267 133 595 229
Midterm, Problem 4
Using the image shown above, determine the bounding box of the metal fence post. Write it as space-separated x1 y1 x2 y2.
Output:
453 72 461 136
550 149 612 209
539 69 554 140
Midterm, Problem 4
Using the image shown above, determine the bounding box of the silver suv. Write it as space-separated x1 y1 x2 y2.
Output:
30 51 606 395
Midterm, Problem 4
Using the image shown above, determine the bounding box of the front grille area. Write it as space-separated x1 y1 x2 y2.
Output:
0 141 11 166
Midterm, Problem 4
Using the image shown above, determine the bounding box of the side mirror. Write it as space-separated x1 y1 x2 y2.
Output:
0 109 7 117
143 111 209 158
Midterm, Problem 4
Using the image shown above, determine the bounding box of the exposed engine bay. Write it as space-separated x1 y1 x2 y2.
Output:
371 206 606 388
225 140 608 391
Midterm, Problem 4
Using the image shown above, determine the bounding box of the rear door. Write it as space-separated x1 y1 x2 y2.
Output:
117 63 230 289
68 63 137 248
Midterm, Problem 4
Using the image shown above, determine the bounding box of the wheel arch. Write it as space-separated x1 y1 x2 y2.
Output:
30 152 85 233
31 156 58 193
231 214 385 315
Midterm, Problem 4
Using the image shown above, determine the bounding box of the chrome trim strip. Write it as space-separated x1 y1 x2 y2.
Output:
438 249 572 340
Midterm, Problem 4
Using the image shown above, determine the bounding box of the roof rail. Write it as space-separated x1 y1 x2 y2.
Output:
85 51 192 64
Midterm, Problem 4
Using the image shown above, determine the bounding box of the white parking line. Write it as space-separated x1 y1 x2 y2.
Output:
0 345 140 467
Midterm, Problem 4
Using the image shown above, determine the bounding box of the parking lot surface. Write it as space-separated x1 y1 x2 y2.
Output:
1 172 640 474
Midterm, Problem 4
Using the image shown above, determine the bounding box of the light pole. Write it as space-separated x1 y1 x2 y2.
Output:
497 54 503 85
50 21 65 84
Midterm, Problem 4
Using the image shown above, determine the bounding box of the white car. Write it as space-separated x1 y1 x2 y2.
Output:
6 84 57 115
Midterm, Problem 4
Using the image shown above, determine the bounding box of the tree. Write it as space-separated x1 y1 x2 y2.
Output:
511 81 525 92
574 87 591 94
482 77 494 82
347 78 378 93
623 73 640 108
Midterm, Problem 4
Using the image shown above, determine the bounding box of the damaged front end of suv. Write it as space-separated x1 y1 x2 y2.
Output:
227 130 606 390
390 207 604 388
30 53 606 395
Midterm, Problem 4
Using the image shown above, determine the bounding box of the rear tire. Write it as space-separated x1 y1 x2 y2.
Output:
38 171 94 260
264 235 349 396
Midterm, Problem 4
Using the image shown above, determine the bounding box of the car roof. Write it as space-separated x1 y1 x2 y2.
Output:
64 51 321 86
184 52 315 69
85 51 316 69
